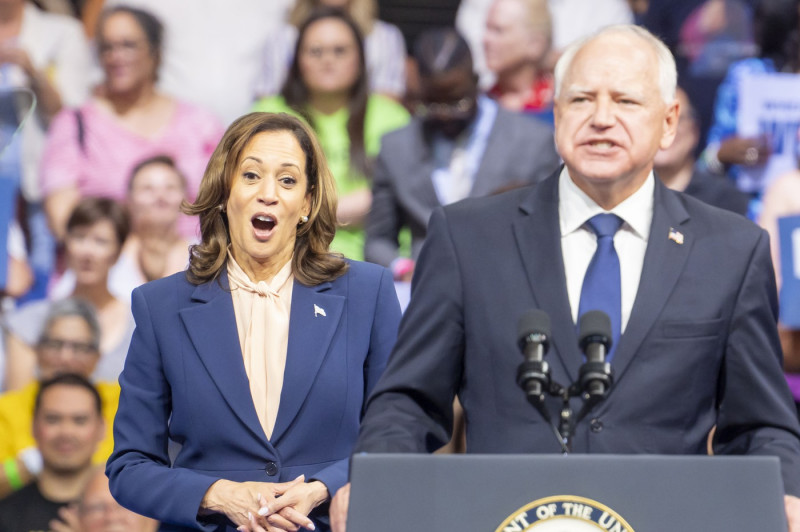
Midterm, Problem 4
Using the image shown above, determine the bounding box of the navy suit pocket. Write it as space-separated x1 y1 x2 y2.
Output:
661 318 724 339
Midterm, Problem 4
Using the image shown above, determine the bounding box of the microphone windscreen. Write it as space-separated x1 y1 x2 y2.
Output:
578 310 611 346
517 309 551 343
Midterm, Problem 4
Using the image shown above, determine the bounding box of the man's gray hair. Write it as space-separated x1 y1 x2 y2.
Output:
554 25 677 104
39 298 101 352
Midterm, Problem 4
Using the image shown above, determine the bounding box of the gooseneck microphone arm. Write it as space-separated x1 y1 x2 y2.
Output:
516 309 615 454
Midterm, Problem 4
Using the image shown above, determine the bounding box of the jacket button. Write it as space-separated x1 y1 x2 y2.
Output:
590 418 603 433
265 462 278 476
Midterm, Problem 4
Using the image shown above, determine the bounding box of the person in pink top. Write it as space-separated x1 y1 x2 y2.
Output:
40 5 224 242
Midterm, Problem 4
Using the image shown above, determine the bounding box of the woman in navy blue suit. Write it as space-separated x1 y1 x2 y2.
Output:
107 113 401 531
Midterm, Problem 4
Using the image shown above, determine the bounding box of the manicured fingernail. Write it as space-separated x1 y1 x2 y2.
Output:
237 527 246 532
294 474 305 481
248 511 254 521
257 506 270 516
308 522 316 531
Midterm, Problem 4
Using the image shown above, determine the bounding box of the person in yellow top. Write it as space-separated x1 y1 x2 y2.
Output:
0 297 119 499
252 7 409 260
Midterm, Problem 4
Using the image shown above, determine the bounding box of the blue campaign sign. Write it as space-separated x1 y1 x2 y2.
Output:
0 87 27 291
779 214 800 327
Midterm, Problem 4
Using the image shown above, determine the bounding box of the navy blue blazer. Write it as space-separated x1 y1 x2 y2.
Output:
107 261 400 531
356 171 800 495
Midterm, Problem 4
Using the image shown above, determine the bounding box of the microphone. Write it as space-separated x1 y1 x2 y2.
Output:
516 309 551 403
578 311 614 399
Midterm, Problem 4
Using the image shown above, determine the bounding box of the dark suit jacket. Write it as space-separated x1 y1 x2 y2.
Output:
107 262 401 531
356 171 800 495
365 108 560 267
684 169 751 217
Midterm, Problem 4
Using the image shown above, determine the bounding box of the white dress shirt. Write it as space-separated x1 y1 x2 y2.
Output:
559 167 654 332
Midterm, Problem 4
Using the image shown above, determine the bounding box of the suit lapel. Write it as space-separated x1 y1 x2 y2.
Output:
610 180 692 383
270 280 345 444
512 172 583 380
403 121 441 209
179 272 266 444
470 110 510 197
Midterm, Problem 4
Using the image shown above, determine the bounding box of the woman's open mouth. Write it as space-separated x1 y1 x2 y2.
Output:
251 214 277 240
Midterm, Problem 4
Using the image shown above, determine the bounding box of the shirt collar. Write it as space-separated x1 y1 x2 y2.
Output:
559 166 654 241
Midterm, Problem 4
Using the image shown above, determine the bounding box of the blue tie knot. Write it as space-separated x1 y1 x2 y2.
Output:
587 213 623 239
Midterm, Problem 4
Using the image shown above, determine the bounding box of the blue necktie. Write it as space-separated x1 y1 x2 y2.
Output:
578 213 623 360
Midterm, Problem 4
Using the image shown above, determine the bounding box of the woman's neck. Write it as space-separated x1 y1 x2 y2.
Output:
132 221 180 242
308 91 349 115
72 282 116 309
105 84 159 116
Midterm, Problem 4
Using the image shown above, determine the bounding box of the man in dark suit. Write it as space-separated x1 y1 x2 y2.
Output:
364 28 559 280
331 24 800 530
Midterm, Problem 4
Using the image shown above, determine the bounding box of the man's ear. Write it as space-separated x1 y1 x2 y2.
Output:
660 98 680 150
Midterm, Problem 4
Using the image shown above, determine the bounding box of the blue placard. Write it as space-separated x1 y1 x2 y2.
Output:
778 215 800 327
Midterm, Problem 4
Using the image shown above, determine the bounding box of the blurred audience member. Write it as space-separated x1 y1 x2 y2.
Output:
257 0 407 101
40 5 223 242
759 168 800 413
0 299 118 498
365 28 559 278
0 0 91 203
4 198 133 390
51 156 191 297
104 0 294 123
253 8 410 260
483 0 554 123
700 0 799 206
654 87 750 216
642 0 758 146
77 466 158 532
0 374 104 529
119 155 191 285
0 0 92 303
456 0 494 87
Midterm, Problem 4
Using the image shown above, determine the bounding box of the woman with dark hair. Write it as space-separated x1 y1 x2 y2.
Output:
256 0 407 100
3 197 134 390
40 5 224 242
107 112 401 531
252 7 409 260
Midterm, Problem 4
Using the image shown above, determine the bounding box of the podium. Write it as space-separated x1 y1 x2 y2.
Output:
346 454 787 531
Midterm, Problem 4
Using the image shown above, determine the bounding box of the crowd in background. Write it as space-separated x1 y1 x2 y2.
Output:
0 0 800 528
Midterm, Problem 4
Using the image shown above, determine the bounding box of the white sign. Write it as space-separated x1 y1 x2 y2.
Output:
737 72 800 192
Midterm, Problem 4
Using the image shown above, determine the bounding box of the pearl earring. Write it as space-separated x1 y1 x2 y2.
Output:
299 215 309 225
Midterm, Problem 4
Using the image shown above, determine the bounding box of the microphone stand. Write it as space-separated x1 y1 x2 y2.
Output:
517 310 613 454
521 369 611 454
518 347 613 454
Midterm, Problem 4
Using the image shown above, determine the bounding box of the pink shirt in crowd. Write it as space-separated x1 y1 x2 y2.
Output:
39 100 224 234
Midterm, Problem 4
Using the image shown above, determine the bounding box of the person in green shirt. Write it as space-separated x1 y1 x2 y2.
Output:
253 7 409 260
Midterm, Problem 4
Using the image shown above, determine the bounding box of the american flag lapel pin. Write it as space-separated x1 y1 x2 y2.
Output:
314 304 326 317
668 227 684 245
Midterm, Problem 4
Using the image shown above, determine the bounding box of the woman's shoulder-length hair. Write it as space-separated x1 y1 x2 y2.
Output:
182 112 348 286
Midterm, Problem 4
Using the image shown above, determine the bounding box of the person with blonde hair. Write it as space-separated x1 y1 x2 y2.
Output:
483 0 554 122
107 112 401 531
